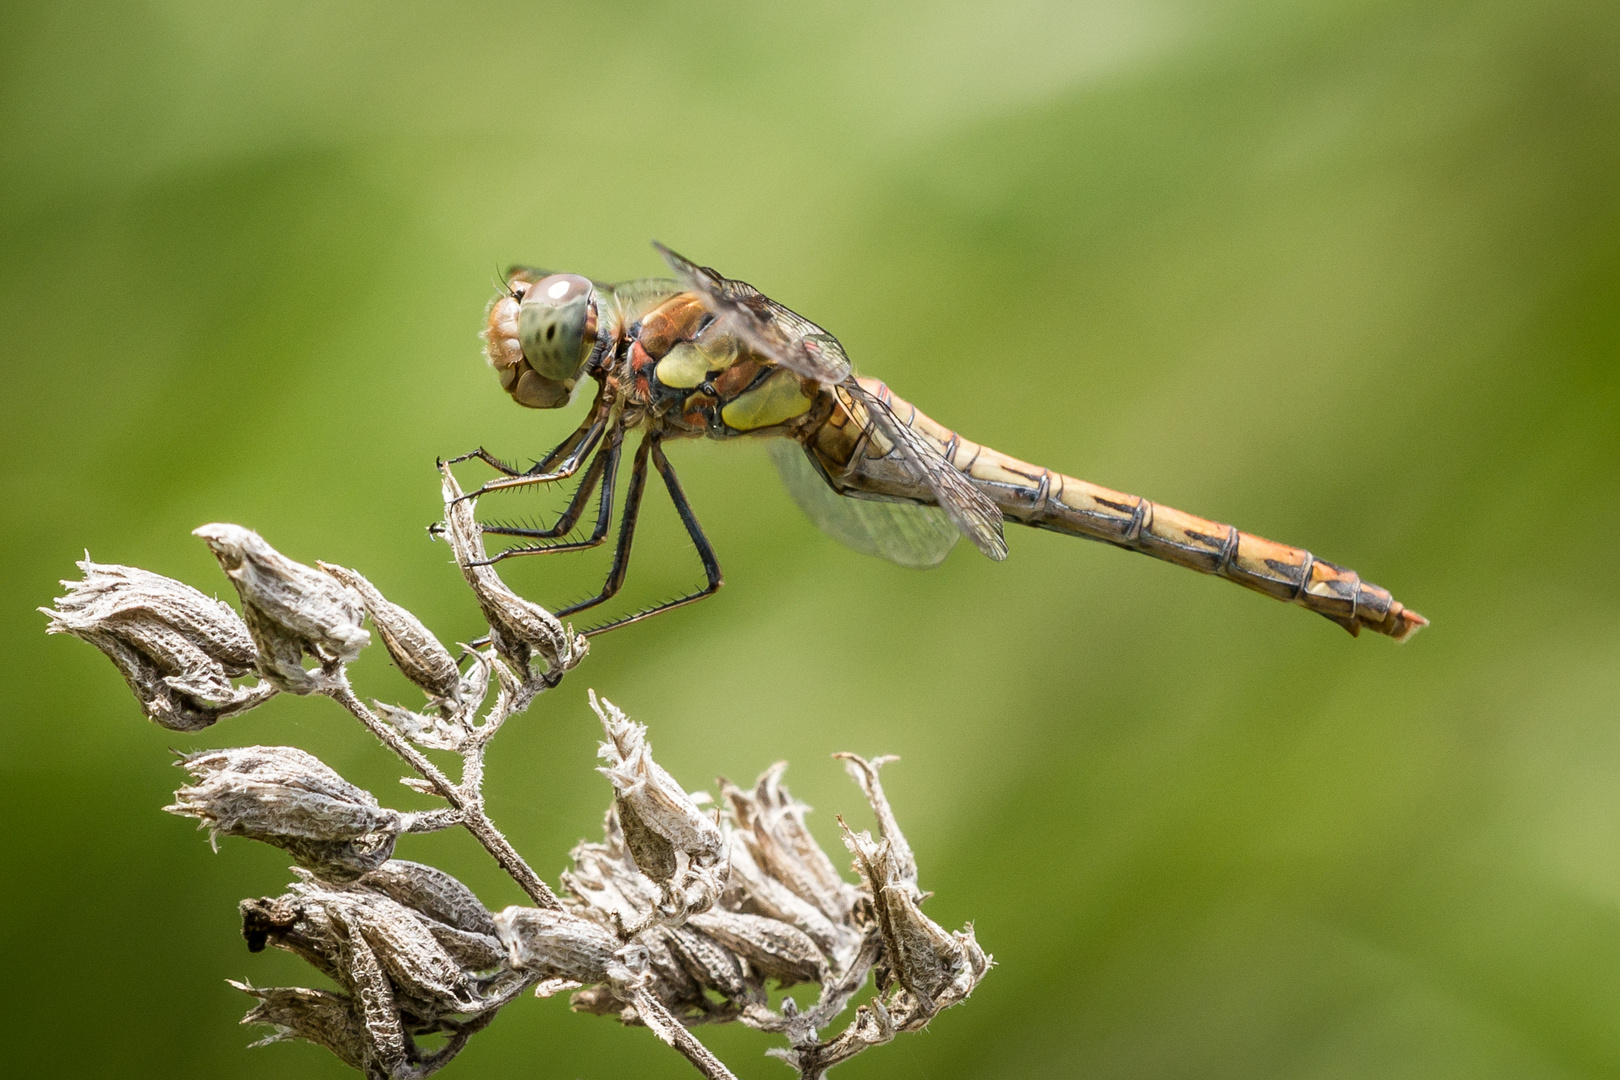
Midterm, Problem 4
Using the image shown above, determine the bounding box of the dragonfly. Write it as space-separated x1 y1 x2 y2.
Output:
452 243 1426 641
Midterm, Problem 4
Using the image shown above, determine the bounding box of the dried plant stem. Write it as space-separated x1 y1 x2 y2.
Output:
327 682 561 910
630 988 741 1080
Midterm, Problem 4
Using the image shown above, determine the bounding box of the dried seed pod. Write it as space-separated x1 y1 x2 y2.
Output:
168 746 410 881
359 860 497 937
494 906 620 985
592 692 723 866
724 828 858 967
841 824 989 1010
319 888 482 1014
317 562 461 703
562 822 660 928
357 861 506 972
41 558 273 730
722 762 859 929
240 894 344 978
437 465 584 676
834 754 915 892
193 524 369 694
659 923 750 998
689 909 826 987
616 797 678 886
233 983 372 1075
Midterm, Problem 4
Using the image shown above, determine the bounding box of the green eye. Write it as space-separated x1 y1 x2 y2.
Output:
519 274 595 381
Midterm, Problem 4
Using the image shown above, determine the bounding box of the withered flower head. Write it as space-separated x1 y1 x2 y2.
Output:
593 692 722 866
437 464 586 679
41 558 273 731
193 524 369 694
316 562 462 704
592 692 726 924
838 755 990 1012
241 881 497 1078
167 745 411 881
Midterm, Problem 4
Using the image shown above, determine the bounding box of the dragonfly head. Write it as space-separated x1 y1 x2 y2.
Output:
483 271 599 409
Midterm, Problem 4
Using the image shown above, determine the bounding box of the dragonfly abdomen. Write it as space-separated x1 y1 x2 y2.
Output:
1030 473 1425 640
828 381 1426 641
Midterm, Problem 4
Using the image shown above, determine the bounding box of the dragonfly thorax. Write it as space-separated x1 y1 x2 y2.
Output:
621 293 817 437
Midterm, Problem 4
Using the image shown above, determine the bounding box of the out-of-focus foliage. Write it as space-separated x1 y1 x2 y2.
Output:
3 1 1618 1077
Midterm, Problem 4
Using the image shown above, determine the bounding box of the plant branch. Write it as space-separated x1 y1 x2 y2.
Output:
630 988 740 1080
326 681 561 910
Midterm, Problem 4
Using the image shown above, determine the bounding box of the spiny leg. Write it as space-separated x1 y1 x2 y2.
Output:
454 418 608 504
428 418 608 546
447 386 612 500
555 435 654 622
573 436 724 637
445 395 599 477
479 427 625 562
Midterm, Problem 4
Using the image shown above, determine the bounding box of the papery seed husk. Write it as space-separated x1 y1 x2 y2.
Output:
494 906 619 985
193 524 369 693
437 468 575 671
836 753 916 890
658 924 749 997
725 828 859 965
234 983 370 1073
43 560 272 729
171 746 407 880
843 825 971 1005
593 693 723 863
325 891 478 1012
318 563 461 701
689 909 826 986
722 764 857 927
616 797 678 884
72 626 271 731
46 559 256 670
360 860 498 937
172 746 403 839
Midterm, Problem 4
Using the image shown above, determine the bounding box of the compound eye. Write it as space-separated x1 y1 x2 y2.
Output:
534 273 591 305
519 274 596 381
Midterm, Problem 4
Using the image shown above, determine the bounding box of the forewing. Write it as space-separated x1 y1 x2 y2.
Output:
769 440 960 569
846 382 1009 561
653 243 853 385
653 242 1004 561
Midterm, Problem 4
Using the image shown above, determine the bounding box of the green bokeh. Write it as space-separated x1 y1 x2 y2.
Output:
4 1 1618 1076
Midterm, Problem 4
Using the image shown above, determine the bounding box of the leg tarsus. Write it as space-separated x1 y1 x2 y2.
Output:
479 430 624 559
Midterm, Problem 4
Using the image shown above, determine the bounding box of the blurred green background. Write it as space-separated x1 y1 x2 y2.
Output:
3 1 1618 1076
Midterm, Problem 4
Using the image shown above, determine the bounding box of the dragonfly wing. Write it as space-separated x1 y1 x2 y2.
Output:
846 381 1009 562
769 440 960 568
652 243 1005 561
653 242 853 385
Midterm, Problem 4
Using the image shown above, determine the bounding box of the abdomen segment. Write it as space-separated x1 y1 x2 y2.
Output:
809 380 1427 640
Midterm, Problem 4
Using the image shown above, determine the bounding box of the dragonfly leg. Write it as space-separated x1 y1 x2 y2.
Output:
477 428 624 562
572 437 723 637
447 386 612 501
446 401 596 475
555 435 653 621
452 417 607 504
